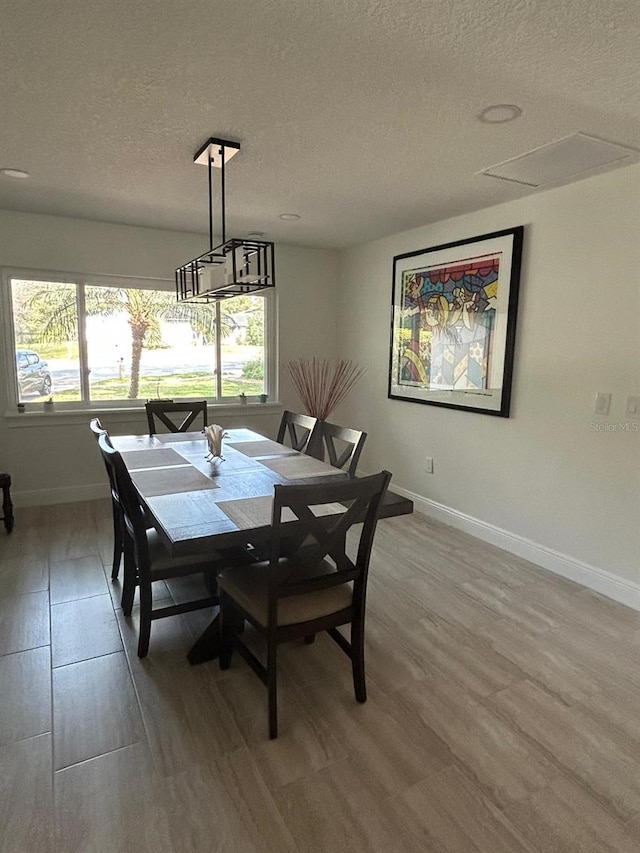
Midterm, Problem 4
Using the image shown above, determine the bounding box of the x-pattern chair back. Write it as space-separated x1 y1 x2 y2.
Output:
269 471 391 600
321 421 367 477
276 411 319 453
145 400 207 435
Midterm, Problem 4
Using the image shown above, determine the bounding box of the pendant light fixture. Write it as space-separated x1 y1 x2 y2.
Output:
175 137 275 302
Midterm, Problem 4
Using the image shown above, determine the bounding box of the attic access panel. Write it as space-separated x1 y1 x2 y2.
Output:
479 133 639 187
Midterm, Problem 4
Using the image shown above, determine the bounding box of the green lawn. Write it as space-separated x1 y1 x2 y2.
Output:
49 371 264 402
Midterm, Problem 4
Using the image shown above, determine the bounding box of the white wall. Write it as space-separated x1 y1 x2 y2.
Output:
0 210 339 503
337 165 640 600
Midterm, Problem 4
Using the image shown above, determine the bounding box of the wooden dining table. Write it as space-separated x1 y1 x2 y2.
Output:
111 427 413 663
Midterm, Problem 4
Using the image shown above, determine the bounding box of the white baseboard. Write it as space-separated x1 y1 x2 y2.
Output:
393 485 640 613
13 483 109 507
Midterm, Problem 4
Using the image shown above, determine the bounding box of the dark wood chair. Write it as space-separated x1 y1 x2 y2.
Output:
0 472 13 533
218 469 392 738
145 400 207 435
98 433 229 657
276 410 319 454
320 421 367 477
90 417 124 579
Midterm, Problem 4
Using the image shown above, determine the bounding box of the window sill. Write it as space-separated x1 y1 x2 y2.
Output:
4 401 283 428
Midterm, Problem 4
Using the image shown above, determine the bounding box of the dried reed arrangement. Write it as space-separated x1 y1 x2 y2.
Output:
287 357 366 420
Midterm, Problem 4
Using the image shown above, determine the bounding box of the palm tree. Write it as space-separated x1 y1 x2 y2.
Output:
25 283 241 399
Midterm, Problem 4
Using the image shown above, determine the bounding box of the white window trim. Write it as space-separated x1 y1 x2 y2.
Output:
2 267 278 416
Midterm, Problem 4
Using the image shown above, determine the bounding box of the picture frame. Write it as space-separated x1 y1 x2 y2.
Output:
388 226 524 417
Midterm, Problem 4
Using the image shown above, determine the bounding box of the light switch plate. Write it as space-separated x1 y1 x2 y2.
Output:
626 395 640 419
594 392 611 415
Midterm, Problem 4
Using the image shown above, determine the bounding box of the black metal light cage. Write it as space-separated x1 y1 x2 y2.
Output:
175 238 276 302
175 137 276 303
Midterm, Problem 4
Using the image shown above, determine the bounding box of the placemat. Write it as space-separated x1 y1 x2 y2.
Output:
223 428 264 442
131 466 219 497
227 439 296 458
258 455 341 479
110 435 159 451
121 447 188 470
217 496 281 530
154 432 205 443
218 496 346 530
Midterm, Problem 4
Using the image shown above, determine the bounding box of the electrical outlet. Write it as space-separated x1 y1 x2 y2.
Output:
425 457 434 474
594 392 611 415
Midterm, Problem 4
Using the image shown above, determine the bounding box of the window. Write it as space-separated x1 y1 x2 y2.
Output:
5 272 272 408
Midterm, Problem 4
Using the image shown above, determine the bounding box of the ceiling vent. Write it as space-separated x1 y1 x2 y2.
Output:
478 133 639 188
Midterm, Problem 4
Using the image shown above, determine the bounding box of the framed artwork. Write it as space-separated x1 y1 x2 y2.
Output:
388 226 523 417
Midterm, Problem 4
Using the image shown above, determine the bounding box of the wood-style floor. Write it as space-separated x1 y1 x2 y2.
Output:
1 499 639 852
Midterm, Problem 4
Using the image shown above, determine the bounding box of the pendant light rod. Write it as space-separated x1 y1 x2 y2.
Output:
197 137 238 249
208 154 214 251
220 143 226 244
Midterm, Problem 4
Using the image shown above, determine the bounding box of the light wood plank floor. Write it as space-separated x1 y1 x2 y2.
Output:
1 499 639 852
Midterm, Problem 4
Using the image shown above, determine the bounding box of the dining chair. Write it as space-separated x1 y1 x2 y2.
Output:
145 400 208 435
276 410 320 454
218 469 392 738
90 417 125 579
319 421 367 477
98 433 228 657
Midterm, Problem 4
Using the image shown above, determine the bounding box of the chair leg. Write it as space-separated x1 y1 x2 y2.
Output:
219 593 234 670
137 580 152 658
110 509 123 579
121 544 136 616
351 617 367 704
267 640 278 739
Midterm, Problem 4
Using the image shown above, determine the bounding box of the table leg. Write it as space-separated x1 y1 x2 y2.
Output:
187 615 221 664
187 545 255 664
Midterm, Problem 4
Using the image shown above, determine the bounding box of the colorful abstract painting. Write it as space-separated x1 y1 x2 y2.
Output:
389 228 523 416
399 255 499 391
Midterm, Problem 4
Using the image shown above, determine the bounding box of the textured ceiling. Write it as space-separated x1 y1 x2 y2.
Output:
1 0 639 249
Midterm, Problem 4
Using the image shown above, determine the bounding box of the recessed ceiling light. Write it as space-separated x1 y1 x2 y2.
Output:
478 104 522 124
279 213 301 221
0 167 30 179
247 231 266 239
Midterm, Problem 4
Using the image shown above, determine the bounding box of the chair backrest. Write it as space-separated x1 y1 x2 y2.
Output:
97 434 150 568
145 400 207 435
89 417 106 440
90 418 117 492
276 411 319 453
267 470 391 617
320 421 367 477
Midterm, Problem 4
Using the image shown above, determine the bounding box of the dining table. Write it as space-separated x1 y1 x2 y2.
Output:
110 427 413 663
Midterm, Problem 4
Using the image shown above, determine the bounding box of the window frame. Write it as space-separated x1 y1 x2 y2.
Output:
1 267 277 412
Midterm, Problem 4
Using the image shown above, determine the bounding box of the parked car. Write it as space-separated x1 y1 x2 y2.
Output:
16 349 52 396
